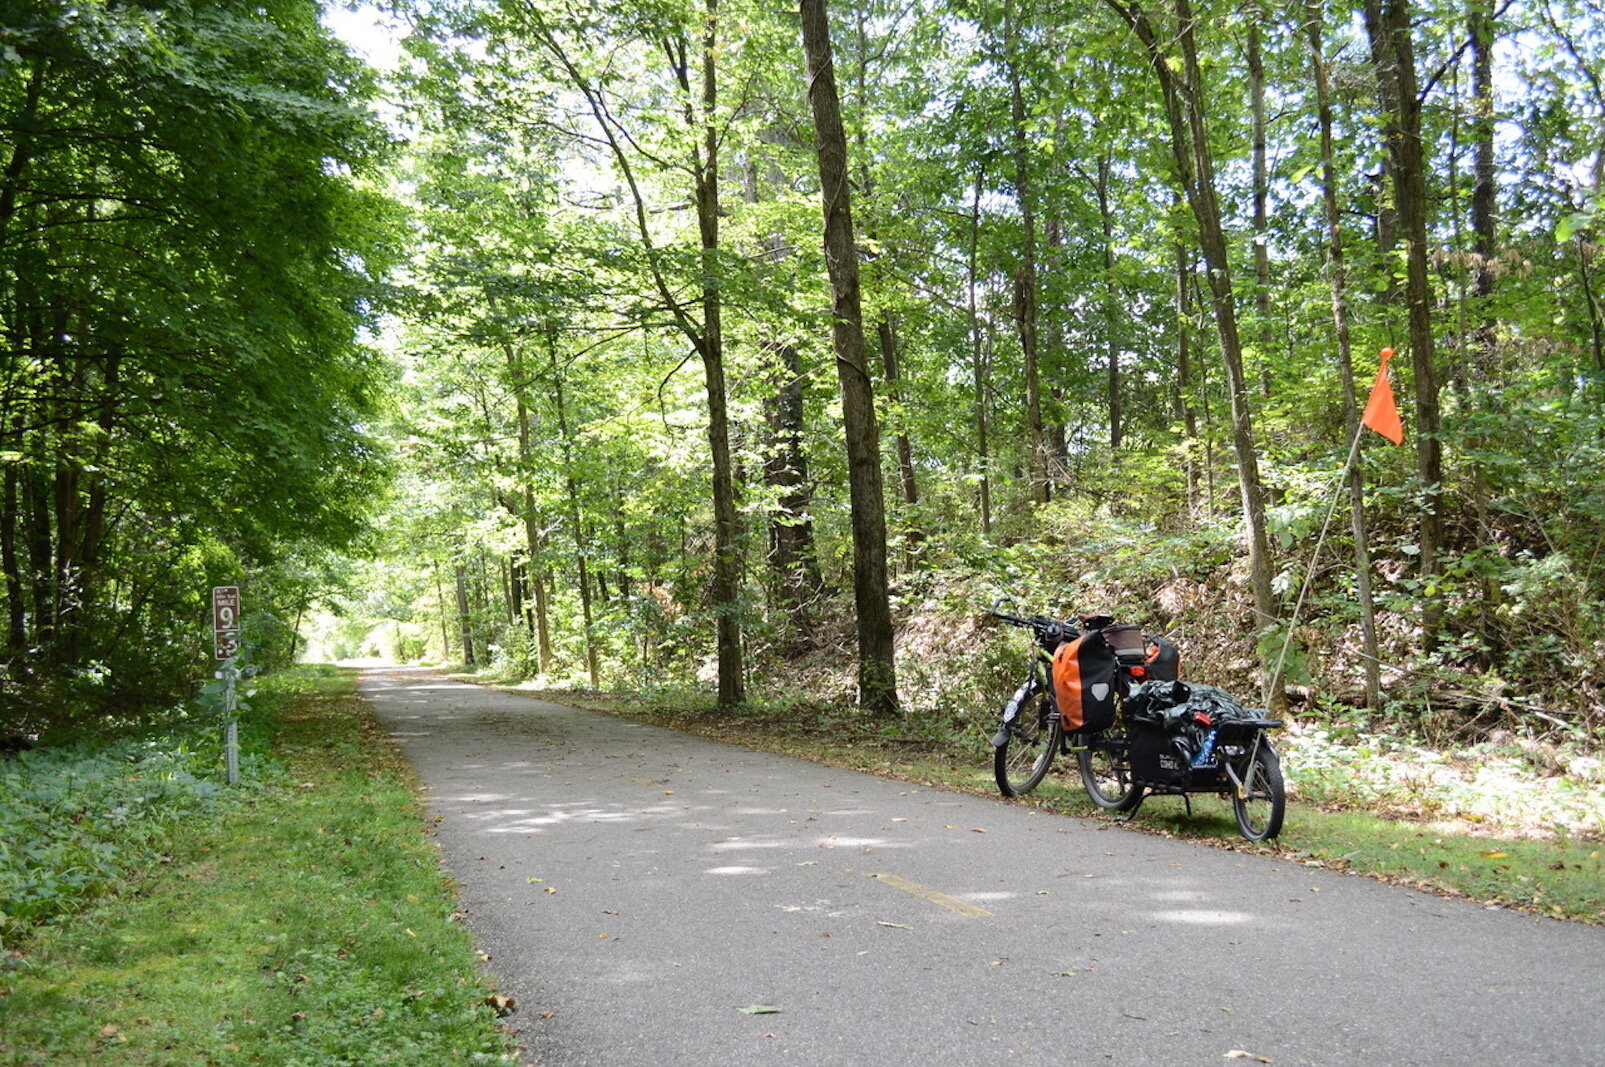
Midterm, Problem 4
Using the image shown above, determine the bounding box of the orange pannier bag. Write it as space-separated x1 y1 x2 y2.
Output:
1052 625 1182 731
1050 630 1119 732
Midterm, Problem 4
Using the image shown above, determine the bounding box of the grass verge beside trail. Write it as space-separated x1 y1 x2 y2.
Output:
477 681 1604 925
0 665 517 1066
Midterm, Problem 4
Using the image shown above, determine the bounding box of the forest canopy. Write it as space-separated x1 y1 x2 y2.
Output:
5 0 1604 746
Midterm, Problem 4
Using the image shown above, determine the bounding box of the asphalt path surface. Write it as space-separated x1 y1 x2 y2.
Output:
361 666 1605 1066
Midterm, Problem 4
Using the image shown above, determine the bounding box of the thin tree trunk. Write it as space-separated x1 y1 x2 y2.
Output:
1363 0 1402 299
763 342 825 618
1003 0 1047 504
1096 155 1122 451
435 564 452 658
1 467 24 656
1377 0 1446 653
968 163 993 537
498 329 555 673
800 0 899 714
1309 0 1382 708
548 331 601 688
877 316 922 540
1175 229 1201 518
1469 0 1497 365
1249 16 1275 395
454 561 476 667
1107 0 1281 703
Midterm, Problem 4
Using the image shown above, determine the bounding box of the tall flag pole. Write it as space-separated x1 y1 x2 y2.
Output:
1268 348 1407 699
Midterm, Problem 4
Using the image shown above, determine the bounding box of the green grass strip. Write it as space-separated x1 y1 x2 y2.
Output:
0 666 517 1066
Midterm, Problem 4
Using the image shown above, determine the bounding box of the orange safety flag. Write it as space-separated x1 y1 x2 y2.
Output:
1362 347 1405 445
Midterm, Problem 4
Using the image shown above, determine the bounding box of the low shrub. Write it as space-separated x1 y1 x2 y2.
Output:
0 733 230 937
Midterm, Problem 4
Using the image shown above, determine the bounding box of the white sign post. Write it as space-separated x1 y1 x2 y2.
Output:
212 586 241 784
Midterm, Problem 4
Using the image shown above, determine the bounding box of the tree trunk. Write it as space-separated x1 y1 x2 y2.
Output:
1096 155 1122 451
1309 0 1382 709
1107 0 1281 703
497 326 555 673
524 3 745 706
435 564 452 658
1377 0 1446 653
877 315 923 557
763 342 825 619
1 467 24 657
454 561 476 667
1003 0 1048 504
691 0 746 709
1363 0 1402 299
1469 0 1497 365
1249 15 1275 393
968 162 993 537
548 331 601 688
800 0 899 715
1174 228 1201 517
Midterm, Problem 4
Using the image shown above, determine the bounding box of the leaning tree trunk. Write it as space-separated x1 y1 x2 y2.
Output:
522 2 746 707
1107 0 1281 705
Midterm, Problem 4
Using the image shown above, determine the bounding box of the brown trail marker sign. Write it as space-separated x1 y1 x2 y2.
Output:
213 585 241 660
212 586 242 783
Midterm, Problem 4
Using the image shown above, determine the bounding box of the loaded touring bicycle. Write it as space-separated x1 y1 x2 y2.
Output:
989 603 1286 841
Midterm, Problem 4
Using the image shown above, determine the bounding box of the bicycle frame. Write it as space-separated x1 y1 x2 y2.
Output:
992 645 1058 749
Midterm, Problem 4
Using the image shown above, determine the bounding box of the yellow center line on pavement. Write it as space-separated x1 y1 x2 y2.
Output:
868 872 994 917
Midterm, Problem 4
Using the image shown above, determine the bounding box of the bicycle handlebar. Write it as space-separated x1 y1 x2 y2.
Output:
989 600 1078 650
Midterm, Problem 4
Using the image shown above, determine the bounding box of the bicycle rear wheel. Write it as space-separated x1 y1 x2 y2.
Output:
1077 732 1141 811
994 682 1061 796
1232 742 1285 840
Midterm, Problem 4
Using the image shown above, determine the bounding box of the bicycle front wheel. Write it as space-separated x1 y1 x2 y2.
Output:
1077 732 1141 811
994 682 1061 796
1232 742 1285 841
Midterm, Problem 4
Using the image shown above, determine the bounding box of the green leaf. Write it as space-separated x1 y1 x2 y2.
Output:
1555 211 1591 243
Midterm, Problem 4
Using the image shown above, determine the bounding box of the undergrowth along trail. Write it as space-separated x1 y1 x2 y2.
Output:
0 666 518 1066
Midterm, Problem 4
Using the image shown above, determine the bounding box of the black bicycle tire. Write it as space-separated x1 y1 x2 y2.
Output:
1232 743 1286 840
1076 732 1141 811
994 683 1061 796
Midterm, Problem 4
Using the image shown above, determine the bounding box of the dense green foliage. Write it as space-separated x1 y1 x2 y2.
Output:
340 0 1605 746
6 0 1604 747
0 734 226 932
0 2 397 727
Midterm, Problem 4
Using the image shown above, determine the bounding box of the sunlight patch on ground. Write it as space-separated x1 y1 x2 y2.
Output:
1144 909 1257 926
710 838 786 851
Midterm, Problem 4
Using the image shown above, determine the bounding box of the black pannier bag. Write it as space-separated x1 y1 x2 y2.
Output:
1144 634 1180 681
1130 722 1194 789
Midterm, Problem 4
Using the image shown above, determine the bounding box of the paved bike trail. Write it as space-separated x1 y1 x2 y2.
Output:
361 667 1605 1066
